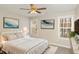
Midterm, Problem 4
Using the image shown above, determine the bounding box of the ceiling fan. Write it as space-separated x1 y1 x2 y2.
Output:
20 4 46 14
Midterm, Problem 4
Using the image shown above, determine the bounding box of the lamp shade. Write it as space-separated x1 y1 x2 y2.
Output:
22 27 29 34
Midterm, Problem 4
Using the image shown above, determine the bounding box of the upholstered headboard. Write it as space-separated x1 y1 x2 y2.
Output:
0 31 24 41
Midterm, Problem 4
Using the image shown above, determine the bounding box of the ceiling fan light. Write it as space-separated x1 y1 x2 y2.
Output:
30 10 37 14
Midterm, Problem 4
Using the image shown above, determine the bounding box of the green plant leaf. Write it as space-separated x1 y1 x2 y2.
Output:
69 31 76 38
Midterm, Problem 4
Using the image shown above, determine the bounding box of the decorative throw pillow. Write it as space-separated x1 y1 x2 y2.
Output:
15 32 24 39
6 34 17 41
0 35 8 41
0 32 24 41
1 33 17 41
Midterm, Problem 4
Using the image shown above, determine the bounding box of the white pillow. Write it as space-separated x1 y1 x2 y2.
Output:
0 35 8 41
1 33 17 41
1 32 24 41
15 32 24 39
7 34 17 41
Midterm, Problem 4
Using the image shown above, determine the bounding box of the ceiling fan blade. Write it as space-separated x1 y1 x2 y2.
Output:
30 4 34 6
20 8 30 10
20 4 46 14
37 8 46 10
36 11 41 13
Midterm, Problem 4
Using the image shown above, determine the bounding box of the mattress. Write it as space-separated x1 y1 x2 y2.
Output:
2 37 48 54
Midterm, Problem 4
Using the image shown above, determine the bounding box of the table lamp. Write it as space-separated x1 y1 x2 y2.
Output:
22 27 29 38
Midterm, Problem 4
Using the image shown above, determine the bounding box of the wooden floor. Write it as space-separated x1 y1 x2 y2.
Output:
0 50 6 54
0 45 72 54
44 45 72 54
55 47 72 54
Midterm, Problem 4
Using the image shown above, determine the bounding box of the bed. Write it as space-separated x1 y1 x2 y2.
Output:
2 37 48 54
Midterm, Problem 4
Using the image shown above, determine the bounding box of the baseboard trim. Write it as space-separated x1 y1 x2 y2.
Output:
49 43 71 49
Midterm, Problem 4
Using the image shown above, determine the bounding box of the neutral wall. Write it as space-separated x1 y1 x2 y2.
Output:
0 7 76 48
30 10 75 48
75 5 79 19
0 10 29 33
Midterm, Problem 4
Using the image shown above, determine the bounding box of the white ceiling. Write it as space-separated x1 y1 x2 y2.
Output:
0 4 78 17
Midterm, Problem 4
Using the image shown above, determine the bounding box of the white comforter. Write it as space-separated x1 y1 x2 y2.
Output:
2 37 48 54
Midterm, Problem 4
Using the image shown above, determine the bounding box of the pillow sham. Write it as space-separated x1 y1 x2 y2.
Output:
15 32 24 39
0 35 8 41
1 32 24 41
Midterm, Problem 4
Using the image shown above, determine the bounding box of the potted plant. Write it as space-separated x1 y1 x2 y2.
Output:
69 31 76 53
69 31 76 39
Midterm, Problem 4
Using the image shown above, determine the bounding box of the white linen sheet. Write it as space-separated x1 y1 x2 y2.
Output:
2 37 48 54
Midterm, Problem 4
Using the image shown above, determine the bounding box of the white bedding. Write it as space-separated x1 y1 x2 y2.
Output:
2 37 48 54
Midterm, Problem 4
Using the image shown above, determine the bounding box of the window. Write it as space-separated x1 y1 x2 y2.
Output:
58 16 73 39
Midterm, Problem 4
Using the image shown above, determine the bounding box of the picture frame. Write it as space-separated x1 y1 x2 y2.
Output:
41 19 55 29
3 17 19 28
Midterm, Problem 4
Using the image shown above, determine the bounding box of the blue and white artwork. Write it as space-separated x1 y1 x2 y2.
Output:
3 17 19 28
41 19 55 29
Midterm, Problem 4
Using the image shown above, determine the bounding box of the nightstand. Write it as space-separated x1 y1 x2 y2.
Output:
0 43 6 54
0 43 3 53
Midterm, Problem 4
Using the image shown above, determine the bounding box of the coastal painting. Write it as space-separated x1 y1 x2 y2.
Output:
41 19 55 29
3 17 19 28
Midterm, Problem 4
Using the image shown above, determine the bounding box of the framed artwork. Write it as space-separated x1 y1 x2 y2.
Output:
3 17 19 28
41 19 55 29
